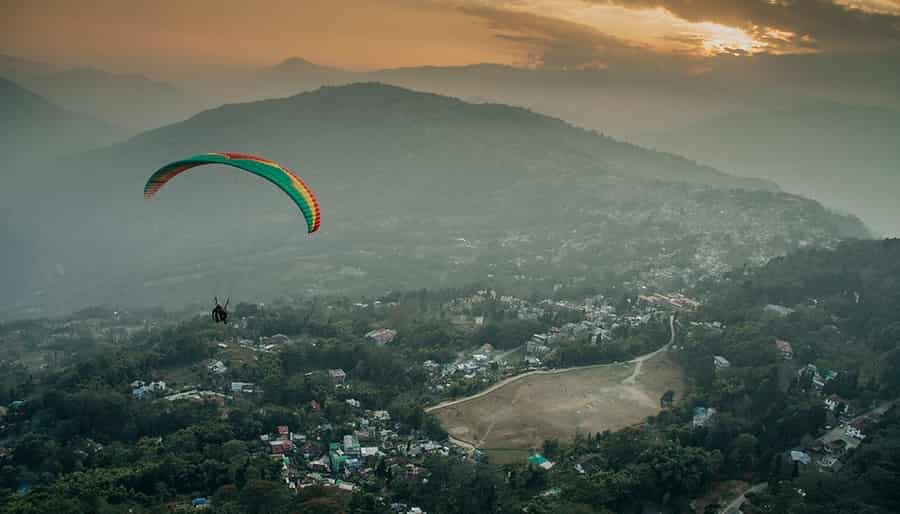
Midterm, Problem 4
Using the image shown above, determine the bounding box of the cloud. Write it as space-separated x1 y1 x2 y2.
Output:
456 4 668 68
592 0 900 53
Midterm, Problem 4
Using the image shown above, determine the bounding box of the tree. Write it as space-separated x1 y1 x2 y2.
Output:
542 439 561 460
728 433 759 474
294 497 346 514
660 390 675 408
239 480 291 514
422 414 448 441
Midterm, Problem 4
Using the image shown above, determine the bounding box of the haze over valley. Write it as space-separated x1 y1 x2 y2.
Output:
5 49 897 235
2 82 868 317
3 3 900 514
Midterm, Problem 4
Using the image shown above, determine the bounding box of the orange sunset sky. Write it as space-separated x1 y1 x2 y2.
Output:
3 0 900 76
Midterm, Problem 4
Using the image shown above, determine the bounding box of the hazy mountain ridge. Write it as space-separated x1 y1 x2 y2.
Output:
1 56 205 131
639 97 900 236
0 77 118 172
5 55 895 237
117 83 777 192
4 83 867 317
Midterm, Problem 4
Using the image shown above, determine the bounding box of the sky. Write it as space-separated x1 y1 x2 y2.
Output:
3 0 900 76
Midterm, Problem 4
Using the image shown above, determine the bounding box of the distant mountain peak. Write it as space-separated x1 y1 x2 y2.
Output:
270 57 344 74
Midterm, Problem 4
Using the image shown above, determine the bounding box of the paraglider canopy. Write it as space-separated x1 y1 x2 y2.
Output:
144 152 321 233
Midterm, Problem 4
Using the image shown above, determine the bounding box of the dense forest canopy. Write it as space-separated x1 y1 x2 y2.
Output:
1 239 899 513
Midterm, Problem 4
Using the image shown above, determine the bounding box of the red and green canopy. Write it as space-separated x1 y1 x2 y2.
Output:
144 152 320 233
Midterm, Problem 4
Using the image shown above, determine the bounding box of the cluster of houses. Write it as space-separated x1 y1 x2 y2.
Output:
426 344 503 393
250 404 457 500
799 363 839 391
797 408 884 473
782 362 886 473
520 295 666 366
439 290 677 374
130 379 167 399
211 331 292 355
420 290 684 395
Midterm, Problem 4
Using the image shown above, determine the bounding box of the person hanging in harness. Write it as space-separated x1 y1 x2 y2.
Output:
212 297 229 324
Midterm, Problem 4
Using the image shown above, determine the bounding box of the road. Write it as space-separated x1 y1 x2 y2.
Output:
491 345 522 364
624 314 676 384
721 483 767 514
815 398 897 449
427 314 676 414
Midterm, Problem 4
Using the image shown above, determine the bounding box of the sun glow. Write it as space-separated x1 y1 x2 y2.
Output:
488 1 787 57
698 23 764 55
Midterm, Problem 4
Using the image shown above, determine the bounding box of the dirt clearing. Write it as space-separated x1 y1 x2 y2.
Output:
431 350 684 464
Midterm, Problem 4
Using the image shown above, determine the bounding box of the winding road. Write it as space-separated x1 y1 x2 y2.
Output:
721 483 768 514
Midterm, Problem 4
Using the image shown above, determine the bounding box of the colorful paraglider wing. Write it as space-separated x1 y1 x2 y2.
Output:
144 152 320 233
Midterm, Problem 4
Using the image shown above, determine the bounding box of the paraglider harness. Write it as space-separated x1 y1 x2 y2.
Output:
212 297 229 324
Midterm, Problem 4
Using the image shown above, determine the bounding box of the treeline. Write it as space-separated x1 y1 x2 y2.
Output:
672 239 900 513
698 238 900 398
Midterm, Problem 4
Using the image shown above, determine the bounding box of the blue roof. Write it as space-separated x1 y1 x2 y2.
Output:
192 497 208 505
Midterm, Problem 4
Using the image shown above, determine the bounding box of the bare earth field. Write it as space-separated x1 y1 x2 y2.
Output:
430 350 685 464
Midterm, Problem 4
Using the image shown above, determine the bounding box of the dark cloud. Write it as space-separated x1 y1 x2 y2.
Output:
459 5 663 68
595 0 900 53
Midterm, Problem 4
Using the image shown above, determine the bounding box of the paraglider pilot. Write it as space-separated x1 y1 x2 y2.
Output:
212 297 229 324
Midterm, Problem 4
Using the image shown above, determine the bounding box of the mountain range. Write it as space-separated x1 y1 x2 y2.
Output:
4 83 867 317
1 55 207 132
5 54 895 235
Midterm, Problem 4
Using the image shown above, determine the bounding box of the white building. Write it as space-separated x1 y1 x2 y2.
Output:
365 328 397 345
231 382 255 393
208 360 227 374
790 451 811 465
360 447 381 458
824 395 849 412
845 425 866 440
692 407 716 428
343 435 360 455
765 304 795 317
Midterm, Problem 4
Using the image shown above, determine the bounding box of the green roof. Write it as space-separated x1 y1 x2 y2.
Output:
528 454 547 465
